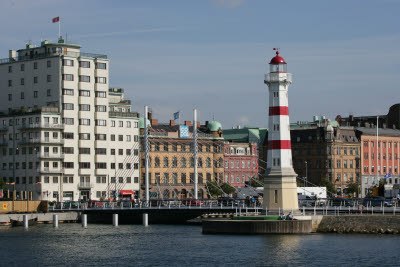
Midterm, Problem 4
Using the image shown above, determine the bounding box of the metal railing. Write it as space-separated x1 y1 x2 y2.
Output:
78 182 94 189
264 73 292 83
0 50 107 65
19 123 64 130
19 138 64 145
109 111 139 118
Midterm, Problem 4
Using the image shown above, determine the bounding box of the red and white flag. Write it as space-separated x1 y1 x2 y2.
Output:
52 17 60 23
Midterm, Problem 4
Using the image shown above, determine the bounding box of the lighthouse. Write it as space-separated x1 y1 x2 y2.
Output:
263 49 299 212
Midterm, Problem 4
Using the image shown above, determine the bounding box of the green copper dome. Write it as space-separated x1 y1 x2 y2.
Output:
139 117 151 129
207 120 222 132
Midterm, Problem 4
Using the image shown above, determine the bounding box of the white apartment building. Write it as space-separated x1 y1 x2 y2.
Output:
0 39 140 201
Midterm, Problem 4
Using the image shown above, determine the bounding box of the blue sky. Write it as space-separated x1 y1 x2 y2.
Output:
1 0 400 128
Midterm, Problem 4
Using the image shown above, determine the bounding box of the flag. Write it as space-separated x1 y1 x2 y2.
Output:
384 172 392 179
52 17 60 23
173 111 180 120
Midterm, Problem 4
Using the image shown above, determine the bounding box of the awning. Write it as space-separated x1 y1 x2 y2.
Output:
120 190 134 195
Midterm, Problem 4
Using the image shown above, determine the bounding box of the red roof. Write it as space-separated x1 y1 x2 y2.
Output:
269 51 286 64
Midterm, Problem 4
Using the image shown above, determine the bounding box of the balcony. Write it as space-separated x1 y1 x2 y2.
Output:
37 167 64 174
78 182 94 189
38 152 64 159
264 73 292 83
19 138 64 145
19 123 64 131
109 111 139 118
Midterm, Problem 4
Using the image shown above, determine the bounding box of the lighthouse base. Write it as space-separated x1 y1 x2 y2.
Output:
263 168 299 213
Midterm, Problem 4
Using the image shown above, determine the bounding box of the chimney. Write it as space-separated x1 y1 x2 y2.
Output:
197 122 200 128
148 111 152 120
205 121 209 127
151 119 158 126
170 120 175 126
184 121 191 126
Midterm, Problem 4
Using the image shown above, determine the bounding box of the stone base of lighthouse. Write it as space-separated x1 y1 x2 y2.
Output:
262 167 300 213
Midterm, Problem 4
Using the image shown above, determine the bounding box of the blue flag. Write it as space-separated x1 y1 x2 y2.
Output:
384 172 392 179
173 111 180 120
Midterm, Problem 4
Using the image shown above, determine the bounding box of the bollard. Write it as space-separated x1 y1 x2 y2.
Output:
314 206 316 216
349 206 350 215
235 207 238 216
113 214 118 227
220 202 223 209
265 208 268 216
23 215 28 230
303 206 305 216
53 214 58 228
372 206 373 215
278 207 281 216
143 213 148 227
239 207 241 216
383 205 385 215
82 214 87 228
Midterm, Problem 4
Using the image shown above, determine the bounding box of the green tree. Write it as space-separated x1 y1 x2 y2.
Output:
346 183 359 196
0 177 7 191
319 178 336 197
220 183 236 195
206 181 223 197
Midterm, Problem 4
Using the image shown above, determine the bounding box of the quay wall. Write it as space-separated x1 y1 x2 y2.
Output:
0 212 79 224
202 219 313 234
316 215 400 234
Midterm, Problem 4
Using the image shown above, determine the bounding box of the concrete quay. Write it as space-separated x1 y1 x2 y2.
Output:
0 212 79 225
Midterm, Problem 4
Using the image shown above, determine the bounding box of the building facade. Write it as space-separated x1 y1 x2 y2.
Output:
223 142 258 188
0 39 140 201
358 127 400 197
291 117 361 196
140 116 224 199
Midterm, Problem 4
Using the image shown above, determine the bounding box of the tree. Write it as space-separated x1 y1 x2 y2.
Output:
0 177 7 191
319 178 336 197
346 183 359 198
220 183 236 195
206 181 223 197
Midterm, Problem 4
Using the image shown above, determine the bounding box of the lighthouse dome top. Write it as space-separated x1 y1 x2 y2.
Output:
269 51 286 64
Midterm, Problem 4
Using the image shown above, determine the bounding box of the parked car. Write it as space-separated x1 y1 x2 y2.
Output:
363 196 393 207
328 197 354 207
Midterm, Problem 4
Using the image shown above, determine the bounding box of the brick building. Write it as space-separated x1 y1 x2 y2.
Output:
223 142 258 188
291 117 361 196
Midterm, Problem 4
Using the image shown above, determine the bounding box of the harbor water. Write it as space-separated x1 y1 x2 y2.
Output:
1 224 400 266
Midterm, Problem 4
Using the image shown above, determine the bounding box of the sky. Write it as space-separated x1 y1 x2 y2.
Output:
1 0 400 128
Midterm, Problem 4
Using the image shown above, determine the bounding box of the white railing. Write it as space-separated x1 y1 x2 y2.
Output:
78 182 94 189
19 123 64 130
264 73 292 83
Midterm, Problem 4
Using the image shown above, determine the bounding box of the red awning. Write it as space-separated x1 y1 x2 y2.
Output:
120 190 134 195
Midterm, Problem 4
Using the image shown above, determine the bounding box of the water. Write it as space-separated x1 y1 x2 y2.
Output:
1 224 400 266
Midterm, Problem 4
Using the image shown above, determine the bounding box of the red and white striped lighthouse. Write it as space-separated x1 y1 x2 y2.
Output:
263 49 299 212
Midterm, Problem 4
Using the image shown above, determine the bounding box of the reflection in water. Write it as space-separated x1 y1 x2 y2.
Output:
1 225 400 266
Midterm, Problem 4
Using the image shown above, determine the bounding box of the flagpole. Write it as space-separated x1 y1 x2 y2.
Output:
377 116 379 185
59 20 61 40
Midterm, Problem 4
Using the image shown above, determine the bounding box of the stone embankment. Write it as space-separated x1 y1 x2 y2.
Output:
316 215 400 234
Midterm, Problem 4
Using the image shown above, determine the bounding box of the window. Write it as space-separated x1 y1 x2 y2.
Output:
118 135 123 141
63 103 74 110
20 92 24 99
47 89 51 96
95 105 106 112
79 61 90 68
62 74 74 81
79 104 90 111
34 62 38 69
63 162 74 168
95 77 107 84
79 162 91 169
8 66 12 73
337 160 341 168
34 77 38 83
95 91 106 98
118 149 123 155
126 121 131 128
34 91 38 98
20 64 25 71
119 121 123 127
95 162 107 169
95 134 107 140
62 147 74 154
63 132 74 139
126 135 131 142
79 133 90 140
96 62 107 69
47 60 51 68
63 59 74 66
63 89 74 95
8 94 12 101
95 148 107 155
79 119 90 125
79 75 90 82
95 120 106 126
63 118 74 125
47 75 52 82
20 78 24 85
79 90 90 97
